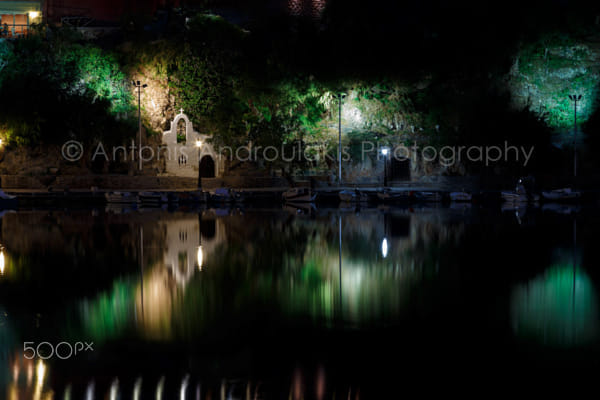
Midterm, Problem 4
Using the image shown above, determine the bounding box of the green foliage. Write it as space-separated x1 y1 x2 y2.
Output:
0 39 12 74
0 30 135 146
515 32 600 130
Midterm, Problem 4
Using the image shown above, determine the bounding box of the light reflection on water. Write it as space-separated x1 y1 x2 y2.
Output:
72 209 458 341
511 263 599 346
0 208 599 396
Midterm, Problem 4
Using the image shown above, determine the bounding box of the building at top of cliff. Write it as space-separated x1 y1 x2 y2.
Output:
0 1 42 38
43 0 180 25
1 0 330 38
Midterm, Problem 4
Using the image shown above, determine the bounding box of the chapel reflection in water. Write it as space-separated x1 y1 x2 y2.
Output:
73 209 465 341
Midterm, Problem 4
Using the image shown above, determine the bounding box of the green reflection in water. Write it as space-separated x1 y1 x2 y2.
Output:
511 263 599 347
70 213 457 342
79 279 136 342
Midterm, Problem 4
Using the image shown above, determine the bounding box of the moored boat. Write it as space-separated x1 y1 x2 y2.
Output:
138 191 168 205
105 191 137 204
502 178 539 204
501 191 528 203
210 188 244 203
376 189 411 203
414 191 443 202
282 187 317 203
449 191 472 202
210 187 234 203
541 188 581 201
502 192 539 203
339 189 369 203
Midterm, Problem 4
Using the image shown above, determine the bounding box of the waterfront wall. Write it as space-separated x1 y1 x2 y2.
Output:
0 175 290 190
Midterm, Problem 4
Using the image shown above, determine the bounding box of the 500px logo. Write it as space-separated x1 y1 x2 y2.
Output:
23 341 94 360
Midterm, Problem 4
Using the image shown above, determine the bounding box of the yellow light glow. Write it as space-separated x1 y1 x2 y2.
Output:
195 140 203 148
12 363 19 382
197 246 203 270
156 376 165 400
36 360 46 387
27 363 33 385
0 250 4 274
133 377 142 400
29 11 39 19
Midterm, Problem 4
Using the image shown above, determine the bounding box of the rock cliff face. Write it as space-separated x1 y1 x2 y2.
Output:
7 30 599 186
130 64 177 135
507 34 600 134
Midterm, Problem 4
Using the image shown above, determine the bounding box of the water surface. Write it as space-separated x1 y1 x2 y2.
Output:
0 205 598 397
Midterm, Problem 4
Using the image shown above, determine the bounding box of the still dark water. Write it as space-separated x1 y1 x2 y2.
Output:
1 204 599 398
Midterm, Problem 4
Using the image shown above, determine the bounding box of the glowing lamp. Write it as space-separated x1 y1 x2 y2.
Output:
195 140 203 148
381 147 390 156
197 246 203 270
381 238 388 258
29 11 39 19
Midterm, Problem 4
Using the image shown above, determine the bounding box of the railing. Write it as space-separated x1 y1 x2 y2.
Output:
0 24 30 39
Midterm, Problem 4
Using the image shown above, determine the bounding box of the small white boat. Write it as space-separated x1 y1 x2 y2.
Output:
449 191 472 202
138 191 168 204
282 187 317 203
414 191 442 202
339 189 368 203
541 188 581 201
105 191 137 203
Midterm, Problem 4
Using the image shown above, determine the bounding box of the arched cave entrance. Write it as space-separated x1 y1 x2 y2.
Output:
199 155 215 178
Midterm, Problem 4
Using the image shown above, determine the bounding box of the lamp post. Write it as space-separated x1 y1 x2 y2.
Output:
333 93 346 186
381 147 390 187
132 81 147 171
568 94 582 179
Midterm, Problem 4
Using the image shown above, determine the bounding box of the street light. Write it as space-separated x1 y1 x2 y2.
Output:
132 81 147 171
381 147 390 187
333 93 346 185
568 94 582 179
